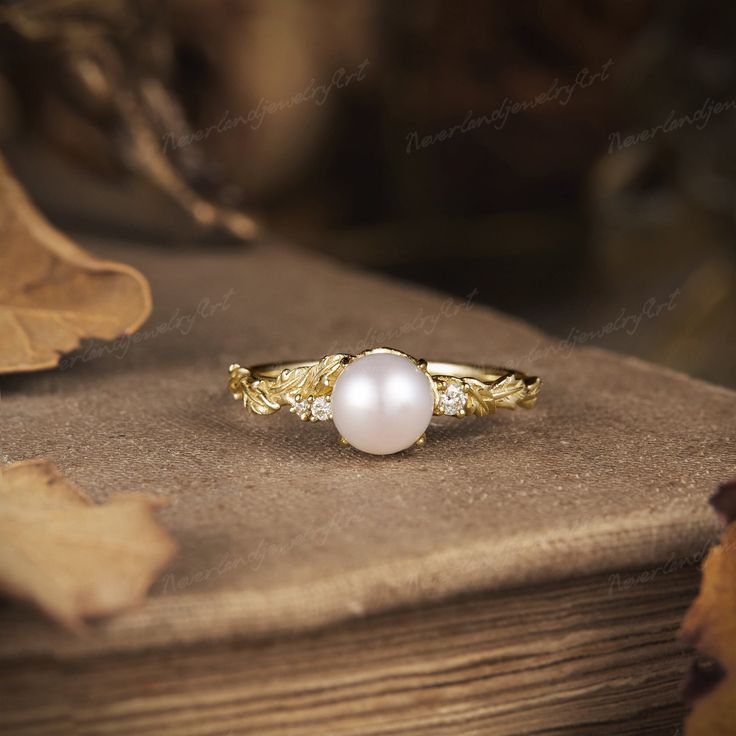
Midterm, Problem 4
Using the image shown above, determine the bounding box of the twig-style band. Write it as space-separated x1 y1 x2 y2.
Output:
228 347 540 455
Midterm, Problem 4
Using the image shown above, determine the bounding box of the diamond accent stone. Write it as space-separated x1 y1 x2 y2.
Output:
439 383 467 416
311 396 333 421
292 398 311 419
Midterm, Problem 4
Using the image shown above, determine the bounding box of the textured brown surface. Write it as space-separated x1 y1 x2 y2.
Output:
0 238 734 658
1 568 698 735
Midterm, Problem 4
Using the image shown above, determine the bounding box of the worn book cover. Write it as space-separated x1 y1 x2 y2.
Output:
1 241 734 735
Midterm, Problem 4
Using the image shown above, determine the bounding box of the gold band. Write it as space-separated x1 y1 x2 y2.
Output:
228 346 540 420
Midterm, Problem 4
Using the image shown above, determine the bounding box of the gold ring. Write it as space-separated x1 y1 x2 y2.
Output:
228 346 540 455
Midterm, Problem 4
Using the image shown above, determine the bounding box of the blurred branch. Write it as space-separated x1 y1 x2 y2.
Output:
0 0 258 240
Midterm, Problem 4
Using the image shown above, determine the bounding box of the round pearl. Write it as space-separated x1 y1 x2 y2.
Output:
331 352 434 455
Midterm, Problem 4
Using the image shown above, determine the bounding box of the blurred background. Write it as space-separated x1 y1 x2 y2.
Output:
1 0 734 387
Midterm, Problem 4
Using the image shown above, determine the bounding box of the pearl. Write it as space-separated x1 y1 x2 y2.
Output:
331 352 434 455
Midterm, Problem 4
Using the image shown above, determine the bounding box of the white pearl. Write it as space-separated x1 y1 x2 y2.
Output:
331 352 434 455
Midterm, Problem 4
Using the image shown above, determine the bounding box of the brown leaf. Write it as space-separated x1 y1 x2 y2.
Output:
681 480 736 735
0 459 176 630
0 153 152 374
710 479 736 526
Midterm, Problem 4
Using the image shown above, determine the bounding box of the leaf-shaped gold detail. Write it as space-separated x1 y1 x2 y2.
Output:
433 373 540 417
228 355 349 415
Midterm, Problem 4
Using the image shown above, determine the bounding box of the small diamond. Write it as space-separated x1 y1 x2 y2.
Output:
311 396 333 421
292 398 310 419
439 383 467 416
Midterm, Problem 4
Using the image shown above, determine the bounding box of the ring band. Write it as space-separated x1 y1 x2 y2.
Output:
228 347 540 455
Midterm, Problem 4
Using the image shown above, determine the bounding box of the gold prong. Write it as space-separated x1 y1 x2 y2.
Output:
415 433 426 447
338 436 351 447
417 358 428 371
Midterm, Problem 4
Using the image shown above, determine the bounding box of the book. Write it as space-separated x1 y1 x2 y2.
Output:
1 239 733 735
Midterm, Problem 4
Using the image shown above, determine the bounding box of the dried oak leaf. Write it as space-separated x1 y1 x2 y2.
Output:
0 154 151 374
0 459 176 630
681 480 736 735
